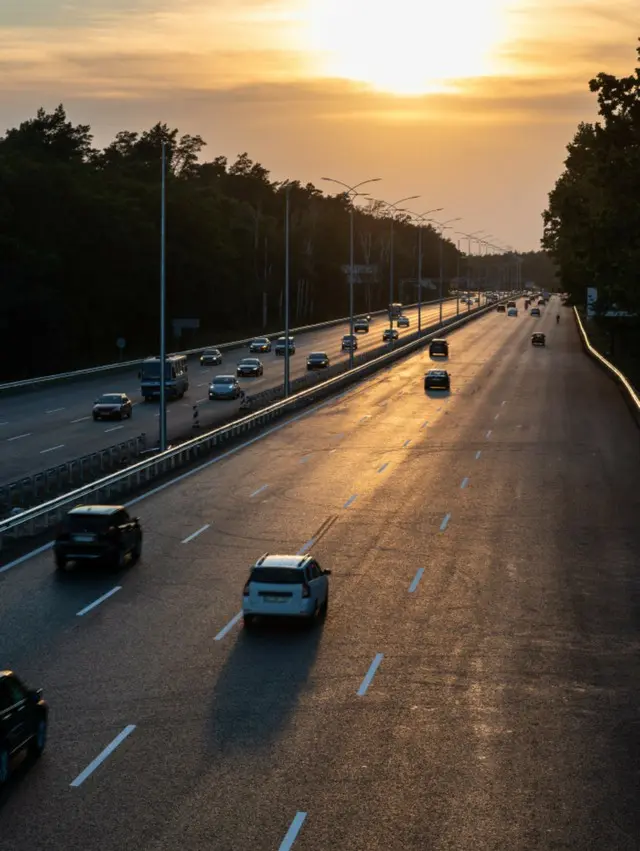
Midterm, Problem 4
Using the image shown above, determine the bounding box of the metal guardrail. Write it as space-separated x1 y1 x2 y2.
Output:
0 298 501 553
0 435 147 517
573 307 640 427
0 296 470 393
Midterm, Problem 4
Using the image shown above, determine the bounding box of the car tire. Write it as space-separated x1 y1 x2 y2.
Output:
112 548 126 571
243 615 255 629
55 555 69 572
321 594 329 617
0 746 9 786
29 712 48 759
93 414 99 421
128 409 133 418
118 411 123 420
131 536 142 564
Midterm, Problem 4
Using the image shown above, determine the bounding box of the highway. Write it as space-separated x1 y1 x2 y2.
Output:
3 296 639 850
0 300 468 486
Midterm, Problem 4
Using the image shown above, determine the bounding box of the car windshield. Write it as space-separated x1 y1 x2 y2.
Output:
254 339 268 344
250 567 305 584
203 349 219 356
213 377 234 385
97 394 122 404
309 353 327 359
240 359 258 365
66 514 112 534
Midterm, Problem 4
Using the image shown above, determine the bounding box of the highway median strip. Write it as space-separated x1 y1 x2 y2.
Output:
70 725 136 788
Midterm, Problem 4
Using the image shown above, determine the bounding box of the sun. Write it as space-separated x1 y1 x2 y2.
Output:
305 0 511 95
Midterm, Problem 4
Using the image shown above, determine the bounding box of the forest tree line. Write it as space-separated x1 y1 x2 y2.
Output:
1 105 545 380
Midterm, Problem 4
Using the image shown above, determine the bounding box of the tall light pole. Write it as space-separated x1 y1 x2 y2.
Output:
322 176 381 368
284 182 291 397
431 218 461 325
379 196 423 328
406 208 446 332
456 229 485 306
159 141 167 452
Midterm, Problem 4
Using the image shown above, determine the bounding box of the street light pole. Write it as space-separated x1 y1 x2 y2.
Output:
379 195 422 328
417 224 422 333
159 141 167 452
322 176 381 368
284 183 291 397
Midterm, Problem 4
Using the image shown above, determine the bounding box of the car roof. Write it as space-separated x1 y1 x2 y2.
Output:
309 351 328 357
253 553 311 569
203 347 219 352
240 357 259 361
426 369 448 376
431 338 447 344
213 374 235 380
69 505 123 516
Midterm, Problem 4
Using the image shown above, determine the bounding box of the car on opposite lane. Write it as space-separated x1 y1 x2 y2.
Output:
242 553 331 627
341 334 358 351
507 307 518 317
249 337 271 353
54 504 142 572
0 671 48 787
274 336 295 356
307 352 330 370
354 319 369 333
209 375 242 400
531 332 546 347
429 338 449 358
236 357 264 377
397 315 410 328
92 393 132 421
424 369 451 391
200 348 223 366
383 328 399 342
530 307 541 317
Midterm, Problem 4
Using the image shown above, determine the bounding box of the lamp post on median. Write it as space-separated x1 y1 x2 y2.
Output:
406 208 446 333
159 141 167 452
431 218 462 326
456 229 485 309
322 176 381 369
379 196 424 328
284 182 291 397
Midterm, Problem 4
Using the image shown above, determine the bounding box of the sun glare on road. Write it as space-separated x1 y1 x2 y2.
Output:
305 0 512 95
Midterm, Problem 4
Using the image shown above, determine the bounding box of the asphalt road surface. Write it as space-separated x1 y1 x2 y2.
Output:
0 300 470 486
3 296 638 851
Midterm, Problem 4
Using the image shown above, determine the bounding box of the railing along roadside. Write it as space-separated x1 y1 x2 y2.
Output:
0 298 503 553
0 296 468 394
573 307 640 427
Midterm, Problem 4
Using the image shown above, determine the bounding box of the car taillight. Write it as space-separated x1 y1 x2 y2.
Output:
301 583 311 598
243 581 250 596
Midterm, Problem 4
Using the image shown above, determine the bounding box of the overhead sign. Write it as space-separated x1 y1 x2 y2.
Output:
340 264 378 283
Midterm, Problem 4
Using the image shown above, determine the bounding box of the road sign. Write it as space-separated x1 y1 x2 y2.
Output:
340 264 379 283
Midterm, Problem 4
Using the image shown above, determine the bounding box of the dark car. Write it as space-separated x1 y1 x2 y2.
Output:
307 352 330 370
507 301 517 309
341 335 358 351
496 304 506 313
424 369 451 391
92 393 132 421
249 337 271 353
429 339 449 358
530 307 541 317
209 375 242 399
531 333 546 347
54 504 142 572
274 336 295 355
383 328 399 341
354 319 369 334
538 298 546 306
236 357 263 377
200 348 222 366
0 671 48 787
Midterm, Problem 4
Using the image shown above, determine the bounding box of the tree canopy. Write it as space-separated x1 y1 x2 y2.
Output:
0 105 542 380
542 40 640 312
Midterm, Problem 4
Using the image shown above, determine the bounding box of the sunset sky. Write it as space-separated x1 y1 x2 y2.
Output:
1 0 638 250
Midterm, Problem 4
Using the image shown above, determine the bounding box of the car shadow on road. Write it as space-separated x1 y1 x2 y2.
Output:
204 617 324 756
424 389 451 400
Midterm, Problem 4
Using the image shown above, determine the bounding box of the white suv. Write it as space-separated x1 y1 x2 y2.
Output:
242 553 331 627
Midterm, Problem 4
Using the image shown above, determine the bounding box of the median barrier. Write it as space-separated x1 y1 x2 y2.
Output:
0 434 147 517
0 298 507 553
0 298 466 395
573 308 640 429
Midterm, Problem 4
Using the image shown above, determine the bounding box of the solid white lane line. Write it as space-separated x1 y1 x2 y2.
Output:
7 432 31 441
181 524 210 544
250 484 269 498
297 538 315 555
70 725 136 787
45 407 65 414
357 653 384 696
76 586 122 617
461 477 469 489
71 416 91 423
344 494 358 508
440 513 451 531
408 568 424 593
485 430 492 439
40 444 65 454
214 611 242 641
278 812 307 851
105 425 124 433
475 450 481 460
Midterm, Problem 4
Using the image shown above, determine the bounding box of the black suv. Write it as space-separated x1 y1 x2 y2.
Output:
0 671 48 787
531 332 546 347
496 304 506 313
424 370 451 391
429 339 449 358
54 505 143 572
307 352 330 370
